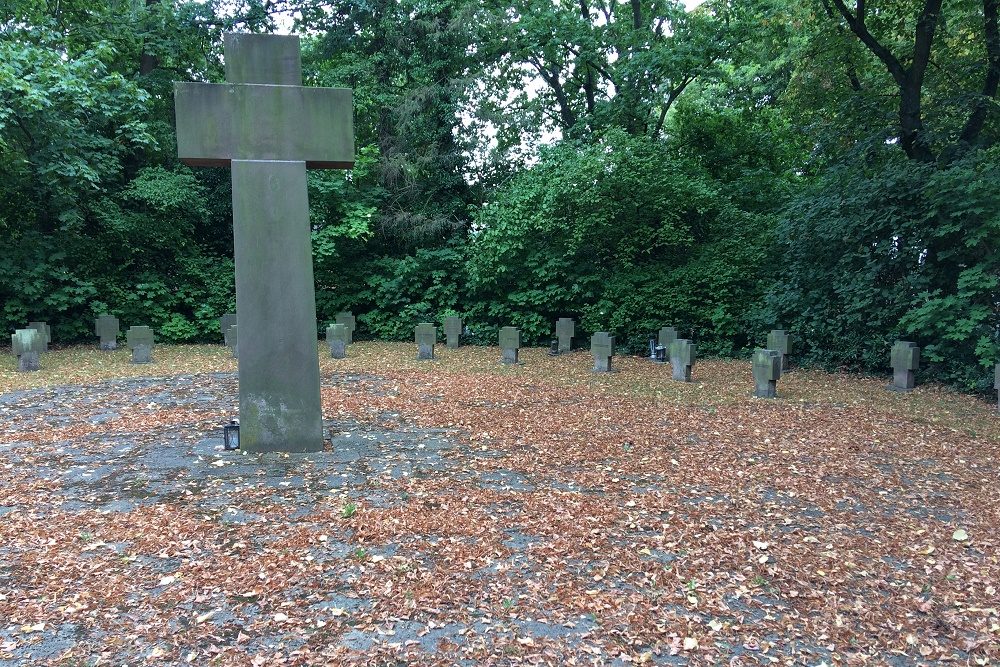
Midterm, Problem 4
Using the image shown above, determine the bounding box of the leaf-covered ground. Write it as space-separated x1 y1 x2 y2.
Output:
1 343 998 666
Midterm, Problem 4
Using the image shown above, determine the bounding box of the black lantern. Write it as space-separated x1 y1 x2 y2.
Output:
654 345 667 363
223 418 240 451
548 339 559 355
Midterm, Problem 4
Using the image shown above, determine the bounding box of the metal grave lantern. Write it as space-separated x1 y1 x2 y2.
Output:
327 322 349 359
415 322 437 360
648 334 657 360
11 329 41 372
752 348 782 398
223 418 240 451
95 314 120 351
499 326 520 364
889 341 920 392
548 339 559 356
670 339 696 382
591 332 615 373
654 345 667 363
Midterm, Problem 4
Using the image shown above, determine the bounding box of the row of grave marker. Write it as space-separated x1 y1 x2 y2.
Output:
9 315 1000 407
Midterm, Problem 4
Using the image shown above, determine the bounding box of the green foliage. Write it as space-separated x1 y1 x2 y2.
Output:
761 147 1000 390
468 130 772 353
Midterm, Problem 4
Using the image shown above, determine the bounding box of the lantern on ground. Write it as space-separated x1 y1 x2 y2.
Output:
223 419 240 451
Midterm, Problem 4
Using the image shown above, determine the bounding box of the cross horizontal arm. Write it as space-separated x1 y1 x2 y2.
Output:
175 82 355 168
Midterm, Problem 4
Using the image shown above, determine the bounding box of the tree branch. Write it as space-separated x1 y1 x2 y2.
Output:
958 0 1000 145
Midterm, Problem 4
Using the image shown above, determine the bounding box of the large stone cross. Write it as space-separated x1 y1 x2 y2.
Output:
174 33 354 453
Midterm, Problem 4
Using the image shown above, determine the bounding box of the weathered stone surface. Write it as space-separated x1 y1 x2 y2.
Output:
229 325 239 359
220 313 237 345
753 348 782 398
335 312 356 344
670 339 696 382
126 326 155 364
591 332 614 373
174 33 355 453
499 326 520 364
767 330 791 371
94 314 120 350
415 323 436 360
27 322 50 352
890 341 920 392
444 316 462 349
995 364 1000 410
658 326 678 350
327 323 348 359
555 318 575 354
11 329 41 372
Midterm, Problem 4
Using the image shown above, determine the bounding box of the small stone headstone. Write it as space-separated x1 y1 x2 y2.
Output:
94 314 120 350
11 329 41 372
27 321 50 352
591 332 614 372
220 312 237 344
335 311 357 344
499 326 520 364
327 322 349 359
767 329 791 371
127 326 155 364
670 339 696 382
752 349 782 398
889 341 919 392
555 318 575 354
994 363 1000 411
415 322 436 360
229 324 238 359
444 316 462 349
658 326 678 351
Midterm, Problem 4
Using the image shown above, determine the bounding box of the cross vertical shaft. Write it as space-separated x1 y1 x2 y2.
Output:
174 34 354 452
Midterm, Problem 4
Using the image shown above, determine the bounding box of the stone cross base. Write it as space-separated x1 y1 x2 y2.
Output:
890 369 915 392
501 348 519 364
132 345 153 364
754 380 777 398
593 357 613 373
329 340 346 359
417 343 434 360
672 364 692 382
17 352 40 372
446 335 459 349
99 340 117 351
557 336 571 354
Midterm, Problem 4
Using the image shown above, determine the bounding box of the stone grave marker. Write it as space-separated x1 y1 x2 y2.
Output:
591 332 615 372
889 341 920 392
752 348 782 398
229 325 239 359
670 339 696 382
767 329 791 371
658 326 678 351
126 326 155 364
27 321 50 352
415 323 436 360
174 33 354 453
335 311 357 344
220 313 237 346
499 326 520 364
994 363 1000 410
94 314 120 350
555 318 575 354
327 322 349 359
11 329 41 372
444 316 462 349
